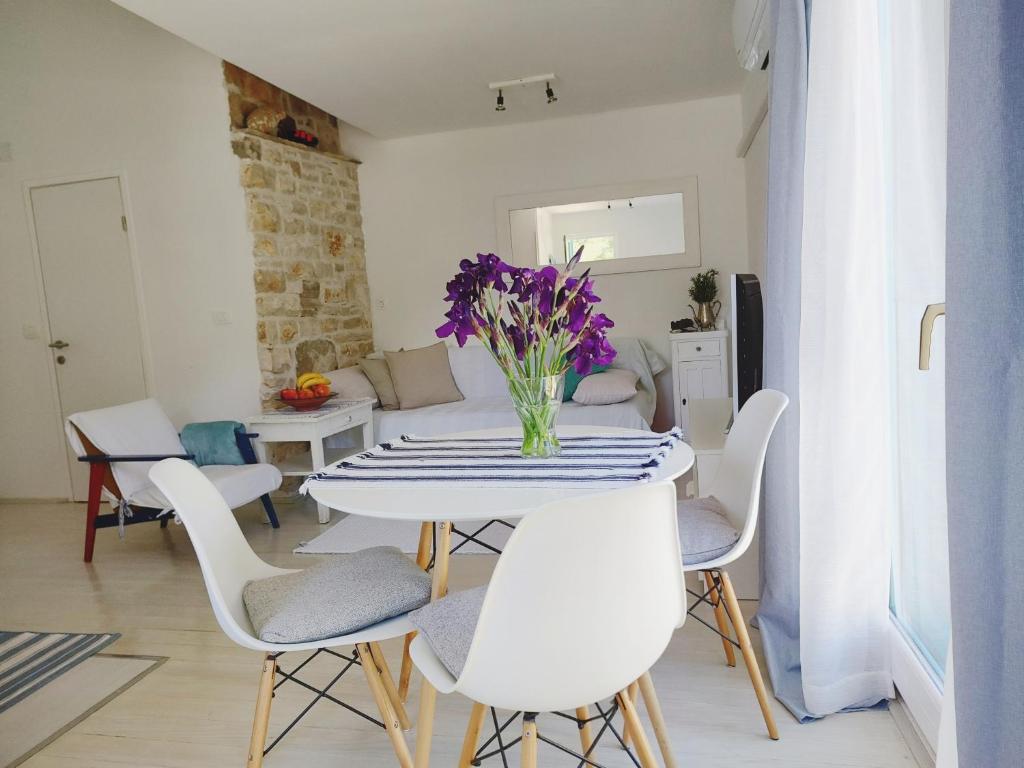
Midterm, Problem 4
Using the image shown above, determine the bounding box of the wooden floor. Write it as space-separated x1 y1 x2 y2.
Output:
0 497 920 768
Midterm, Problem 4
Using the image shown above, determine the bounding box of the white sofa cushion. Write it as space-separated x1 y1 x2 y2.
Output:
128 463 282 511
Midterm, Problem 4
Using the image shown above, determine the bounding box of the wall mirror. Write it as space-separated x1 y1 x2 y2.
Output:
495 177 701 276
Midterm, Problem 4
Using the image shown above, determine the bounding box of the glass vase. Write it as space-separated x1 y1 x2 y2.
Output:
507 375 564 458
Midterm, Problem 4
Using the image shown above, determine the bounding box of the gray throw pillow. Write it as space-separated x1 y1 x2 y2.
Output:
677 496 741 566
385 342 464 410
408 585 487 678
359 358 400 410
243 546 431 644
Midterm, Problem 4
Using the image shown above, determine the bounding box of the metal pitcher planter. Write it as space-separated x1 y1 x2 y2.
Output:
689 300 722 330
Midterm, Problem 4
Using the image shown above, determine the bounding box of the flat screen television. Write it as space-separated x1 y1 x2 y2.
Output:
730 273 763 422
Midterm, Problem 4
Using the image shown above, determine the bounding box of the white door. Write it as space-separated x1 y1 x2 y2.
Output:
31 177 148 500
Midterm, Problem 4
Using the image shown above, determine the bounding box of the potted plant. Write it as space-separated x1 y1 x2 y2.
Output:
436 249 615 457
688 268 721 330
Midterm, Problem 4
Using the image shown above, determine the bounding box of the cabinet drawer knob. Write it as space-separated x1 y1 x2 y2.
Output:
696 346 702 351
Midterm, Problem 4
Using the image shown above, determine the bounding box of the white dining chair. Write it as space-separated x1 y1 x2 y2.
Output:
148 458 423 768
675 388 788 741
408 481 685 768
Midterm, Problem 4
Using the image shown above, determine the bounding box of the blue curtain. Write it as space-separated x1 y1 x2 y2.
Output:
756 0 812 721
946 1 1024 764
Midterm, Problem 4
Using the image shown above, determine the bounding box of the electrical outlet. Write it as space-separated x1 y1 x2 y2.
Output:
376 299 385 311
211 310 232 326
0 142 11 163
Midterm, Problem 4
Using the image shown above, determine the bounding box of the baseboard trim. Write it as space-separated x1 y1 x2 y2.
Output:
0 497 71 504
891 695 936 768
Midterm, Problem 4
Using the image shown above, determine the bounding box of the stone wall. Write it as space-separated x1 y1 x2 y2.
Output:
225 66 373 406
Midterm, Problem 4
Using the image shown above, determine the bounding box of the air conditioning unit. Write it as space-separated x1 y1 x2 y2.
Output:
732 0 771 71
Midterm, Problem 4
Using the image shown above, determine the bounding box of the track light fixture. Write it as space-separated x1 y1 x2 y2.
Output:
488 74 558 113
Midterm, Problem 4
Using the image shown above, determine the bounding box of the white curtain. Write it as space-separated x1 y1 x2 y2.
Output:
797 0 895 715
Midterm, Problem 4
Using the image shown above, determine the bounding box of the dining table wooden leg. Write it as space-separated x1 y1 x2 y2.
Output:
413 521 453 768
400 521 435 702
638 671 678 768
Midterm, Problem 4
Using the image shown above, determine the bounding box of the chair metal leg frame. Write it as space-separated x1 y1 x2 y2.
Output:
685 568 779 741
684 570 744 652
467 697 654 768
247 646 414 766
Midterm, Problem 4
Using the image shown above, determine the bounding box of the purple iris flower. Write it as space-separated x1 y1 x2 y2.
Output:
436 248 616 376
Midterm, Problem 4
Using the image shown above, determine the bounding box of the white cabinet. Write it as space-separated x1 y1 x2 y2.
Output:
670 330 729 434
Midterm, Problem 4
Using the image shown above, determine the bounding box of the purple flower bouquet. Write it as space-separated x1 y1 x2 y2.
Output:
436 248 615 456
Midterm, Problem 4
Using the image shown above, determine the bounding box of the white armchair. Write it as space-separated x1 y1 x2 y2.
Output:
66 399 282 562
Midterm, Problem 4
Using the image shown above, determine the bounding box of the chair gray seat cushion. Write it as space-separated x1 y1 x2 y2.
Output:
678 496 740 566
408 585 487 678
243 546 431 644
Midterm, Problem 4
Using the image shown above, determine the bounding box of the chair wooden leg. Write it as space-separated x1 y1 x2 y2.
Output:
400 521 435 702
246 654 276 768
638 671 678 768
413 522 451 768
413 679 438 768
370 641 411 731
459 702 487 768
616 689 659 768
521 714 538 768
719 571 780 740
621 679 640 748
83 462 105 563
705 571 737 667
359 644 414 768
575 706 594 758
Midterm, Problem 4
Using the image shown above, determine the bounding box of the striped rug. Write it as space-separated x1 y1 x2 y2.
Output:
0 631 120 714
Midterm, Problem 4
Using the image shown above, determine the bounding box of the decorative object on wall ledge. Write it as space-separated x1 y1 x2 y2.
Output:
436 248 615 457
689 267 721 330
246 106 287 136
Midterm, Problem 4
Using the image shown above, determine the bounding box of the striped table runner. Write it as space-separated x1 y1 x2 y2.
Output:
0 631 120 713
303 429 684 489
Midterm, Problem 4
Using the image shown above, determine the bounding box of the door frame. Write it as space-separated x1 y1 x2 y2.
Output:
22 170 155 500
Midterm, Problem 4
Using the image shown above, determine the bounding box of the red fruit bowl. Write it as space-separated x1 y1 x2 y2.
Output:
278 392 336 411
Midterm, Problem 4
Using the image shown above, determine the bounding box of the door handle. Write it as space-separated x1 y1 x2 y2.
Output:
919 303 945 370
48 340 69 350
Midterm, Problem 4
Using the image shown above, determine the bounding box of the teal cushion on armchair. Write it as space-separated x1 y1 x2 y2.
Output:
180 421 246 466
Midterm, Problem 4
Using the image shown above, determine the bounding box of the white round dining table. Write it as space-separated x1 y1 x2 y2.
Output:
307 425 694 768
307 425 695 523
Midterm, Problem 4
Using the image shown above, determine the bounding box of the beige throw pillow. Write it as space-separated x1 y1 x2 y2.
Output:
385 342 465 410
572 368 639 406
359 358 399 410
325 366 379 406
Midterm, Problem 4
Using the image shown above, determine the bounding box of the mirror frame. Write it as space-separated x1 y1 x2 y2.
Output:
494 176 701 275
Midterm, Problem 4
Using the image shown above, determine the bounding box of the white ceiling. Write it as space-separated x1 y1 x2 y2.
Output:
112 0 744 139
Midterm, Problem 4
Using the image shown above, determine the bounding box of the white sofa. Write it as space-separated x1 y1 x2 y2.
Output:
351 337 666 443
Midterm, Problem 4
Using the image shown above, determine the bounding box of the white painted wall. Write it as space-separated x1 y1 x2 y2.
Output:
0 0 259 498
346 95 750 430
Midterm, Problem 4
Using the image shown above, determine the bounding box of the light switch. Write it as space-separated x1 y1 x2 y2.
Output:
0 143 11 163
22 323 39 340
211 310 232 326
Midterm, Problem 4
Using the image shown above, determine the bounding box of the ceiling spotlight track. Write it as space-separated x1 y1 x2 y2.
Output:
488 73 558 112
